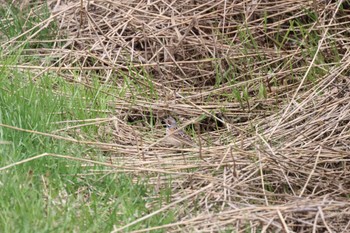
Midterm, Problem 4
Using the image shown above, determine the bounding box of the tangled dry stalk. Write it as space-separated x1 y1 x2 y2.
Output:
4 0 350 232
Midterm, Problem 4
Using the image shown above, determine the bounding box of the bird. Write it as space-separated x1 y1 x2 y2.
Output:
163 116 196 147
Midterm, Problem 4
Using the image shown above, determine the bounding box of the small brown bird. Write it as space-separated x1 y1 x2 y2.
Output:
164 116 196 147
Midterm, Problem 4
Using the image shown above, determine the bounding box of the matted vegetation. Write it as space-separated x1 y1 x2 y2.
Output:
1 0 350 232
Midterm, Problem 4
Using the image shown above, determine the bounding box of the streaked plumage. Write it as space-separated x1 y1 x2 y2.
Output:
164 116 195 147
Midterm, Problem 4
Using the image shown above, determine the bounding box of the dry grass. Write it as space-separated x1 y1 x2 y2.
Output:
3 0 350 232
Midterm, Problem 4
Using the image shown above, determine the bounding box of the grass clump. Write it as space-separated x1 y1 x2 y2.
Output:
0 59 174 233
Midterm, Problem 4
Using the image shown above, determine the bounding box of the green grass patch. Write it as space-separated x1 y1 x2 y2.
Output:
0 67 174 232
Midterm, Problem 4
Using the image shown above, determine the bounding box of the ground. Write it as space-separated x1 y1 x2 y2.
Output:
0 1 349 232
